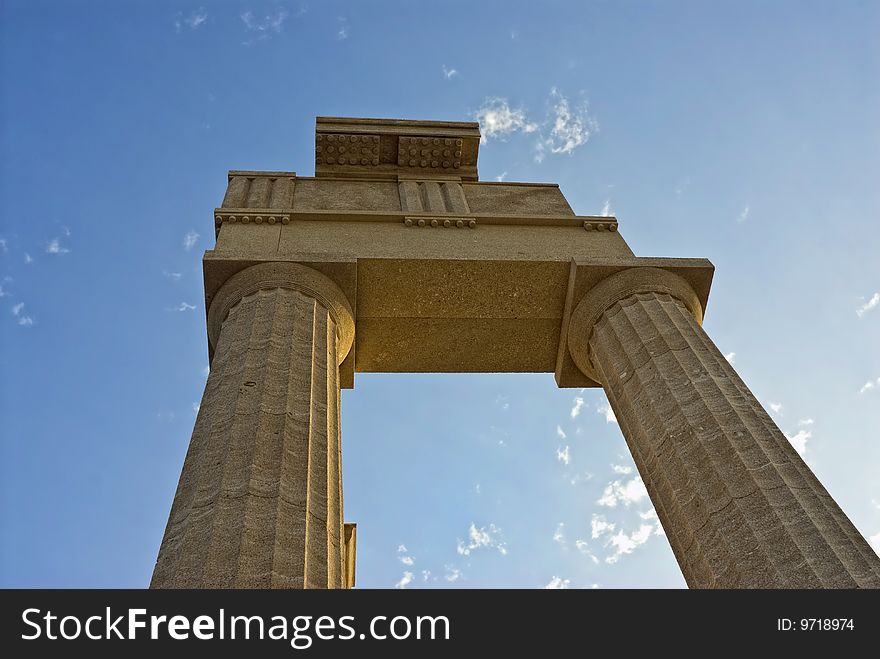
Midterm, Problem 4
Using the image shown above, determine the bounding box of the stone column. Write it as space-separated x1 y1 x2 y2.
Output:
151 263 354 588
568 268 880 588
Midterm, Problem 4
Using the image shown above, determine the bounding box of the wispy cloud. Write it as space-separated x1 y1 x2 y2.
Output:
337 18 349 40
552 522 566 546
163 270 183 281
723 351 736 364
556 425 567 440
597 476 648 508
570 396 585 419
611 464 632 475
183 230 200 251
869 532 880 556
442 65 457 79
544 576 570 589
394 572 413 589
596 397 617 424
173 302 196 312
769 402 783 415
495 171 507 182
0 238 6 251
605 524 656 564
737 205 750 223
799 418 814 426
397 544 415 566
0 282 7 297
456 523 507 556
785 429 811 456
856 292 879 317
556 445 571 465
591 515 615 539
599 199 613 217
24 253 33 264
174 8 207 32
46 238 70 254
12 302 34 326
241 9 288 44
444 565 462 582
474 98 538 144
535 88 598 161
859 377 880 394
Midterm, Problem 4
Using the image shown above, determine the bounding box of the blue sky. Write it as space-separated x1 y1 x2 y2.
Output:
1 0 878 589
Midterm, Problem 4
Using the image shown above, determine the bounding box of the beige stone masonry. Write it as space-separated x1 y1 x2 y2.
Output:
151 263 352 588
568 268 880 587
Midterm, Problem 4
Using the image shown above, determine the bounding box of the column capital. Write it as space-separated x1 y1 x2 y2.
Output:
567 267 703 383
207 262 355 365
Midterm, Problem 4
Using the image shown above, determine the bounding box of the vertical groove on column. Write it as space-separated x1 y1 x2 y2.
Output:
589 291 880 588
305 305 330 588
326 316 343 588
151 286 346 589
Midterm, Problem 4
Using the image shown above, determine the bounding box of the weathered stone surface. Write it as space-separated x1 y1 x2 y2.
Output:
569 270 880 588
151 264 352 588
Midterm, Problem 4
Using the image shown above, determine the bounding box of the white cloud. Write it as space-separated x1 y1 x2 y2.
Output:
605 524 654 564
395 572 413 589
456 523 507 556
544 576 570 589
599 199 613 217
0 238 6 251
474 98 538 144
857 292 879 317
611 464 632 475
556 425 567 440
495 171 507 182
799 418 814 426
175 8 207 32
723 351 736 364
442 65 457 79
575 539 600 564
422 570 432 582
337 25 348 40
24 253 33 264
192 402 200 413
536 88 598 160
784 429 811 457
510 29 518 40
597 476 648 507
46 238 69 254
397 544 415 566
553 522 565 546
591 515 615 539
183 230 200 251
868 532 880 557
860 378 880 394
163 270 182 281
556 445 571 465
11 302 34 326
597 398 617 424
241 9 287 33
737 205 750 223
174 302 196 312
444 565 462 582
570 396 585 419
769 402 783 415
639 508 666 536
0 283 7 297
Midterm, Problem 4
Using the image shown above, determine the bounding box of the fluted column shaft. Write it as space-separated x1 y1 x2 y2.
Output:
151 263 353 588
569 268 880 588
